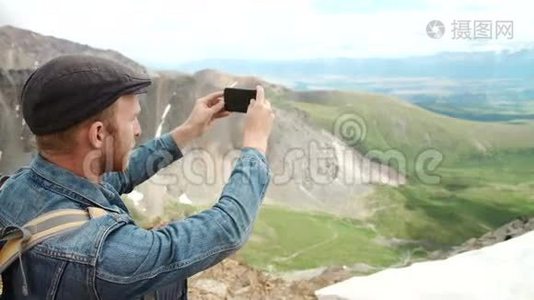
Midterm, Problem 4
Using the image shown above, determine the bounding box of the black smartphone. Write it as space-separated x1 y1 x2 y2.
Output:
224 88 257 113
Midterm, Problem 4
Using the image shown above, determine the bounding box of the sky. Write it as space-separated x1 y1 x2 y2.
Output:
0 0 533 68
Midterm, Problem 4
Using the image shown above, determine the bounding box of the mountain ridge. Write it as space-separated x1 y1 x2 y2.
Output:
0 26 404 219
0 25 145 72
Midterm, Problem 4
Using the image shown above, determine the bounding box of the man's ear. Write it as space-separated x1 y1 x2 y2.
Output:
88 121 105 149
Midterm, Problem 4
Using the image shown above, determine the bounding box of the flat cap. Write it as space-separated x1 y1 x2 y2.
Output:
22 54 151 135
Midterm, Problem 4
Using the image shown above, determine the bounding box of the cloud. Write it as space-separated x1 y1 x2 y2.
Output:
0 0 532 66
0 2 12 26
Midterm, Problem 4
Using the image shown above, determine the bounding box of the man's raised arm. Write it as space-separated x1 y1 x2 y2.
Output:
102 91 230 195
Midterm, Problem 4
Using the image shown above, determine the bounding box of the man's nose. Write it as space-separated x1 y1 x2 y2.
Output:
135 129 141 138
134 120 142 138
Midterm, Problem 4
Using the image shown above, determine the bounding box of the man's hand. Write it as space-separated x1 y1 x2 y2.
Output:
243 86 275 155
172 91 230 148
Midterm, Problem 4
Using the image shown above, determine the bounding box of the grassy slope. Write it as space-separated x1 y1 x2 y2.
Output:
234 89 534 270
125 89 534 272
239 204 405 272
270 90 534 176
237 150 534 271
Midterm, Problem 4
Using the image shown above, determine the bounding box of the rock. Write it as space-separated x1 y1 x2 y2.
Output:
430 217 534 259
193 279 228 298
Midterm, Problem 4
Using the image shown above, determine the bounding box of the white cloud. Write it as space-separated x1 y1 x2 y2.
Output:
1 0 533 67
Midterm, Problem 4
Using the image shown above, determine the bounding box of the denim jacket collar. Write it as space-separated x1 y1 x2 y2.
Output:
29 153 120 213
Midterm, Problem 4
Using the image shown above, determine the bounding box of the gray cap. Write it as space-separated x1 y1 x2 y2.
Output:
22 54 151 135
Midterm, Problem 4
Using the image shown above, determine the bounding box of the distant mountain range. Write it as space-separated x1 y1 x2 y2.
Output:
176 50 534 79
175 49 534 123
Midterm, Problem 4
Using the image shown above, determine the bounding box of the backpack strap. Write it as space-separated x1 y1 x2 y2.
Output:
0 175 10 190
0 207 108 274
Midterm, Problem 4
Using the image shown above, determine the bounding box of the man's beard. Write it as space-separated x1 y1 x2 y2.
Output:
102 135 132 173
119 148 133 171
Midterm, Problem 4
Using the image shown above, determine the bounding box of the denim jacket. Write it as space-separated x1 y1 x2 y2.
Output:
0 133 271 299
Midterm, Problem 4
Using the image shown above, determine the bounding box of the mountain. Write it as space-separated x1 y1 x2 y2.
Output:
0 25 144 72
276 87 534 249
176 52 534 124
275 89 534 171
177 50 534 79
0 26 403 219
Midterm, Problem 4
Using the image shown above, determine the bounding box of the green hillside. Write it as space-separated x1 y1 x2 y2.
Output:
270 90 534 178
239 204 414 272
125 89 534 272
253 89 534 269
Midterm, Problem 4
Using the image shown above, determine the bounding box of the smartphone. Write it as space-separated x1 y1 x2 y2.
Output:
224 88 257 113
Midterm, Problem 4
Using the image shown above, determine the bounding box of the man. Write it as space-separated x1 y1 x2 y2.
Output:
0 55 274 299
